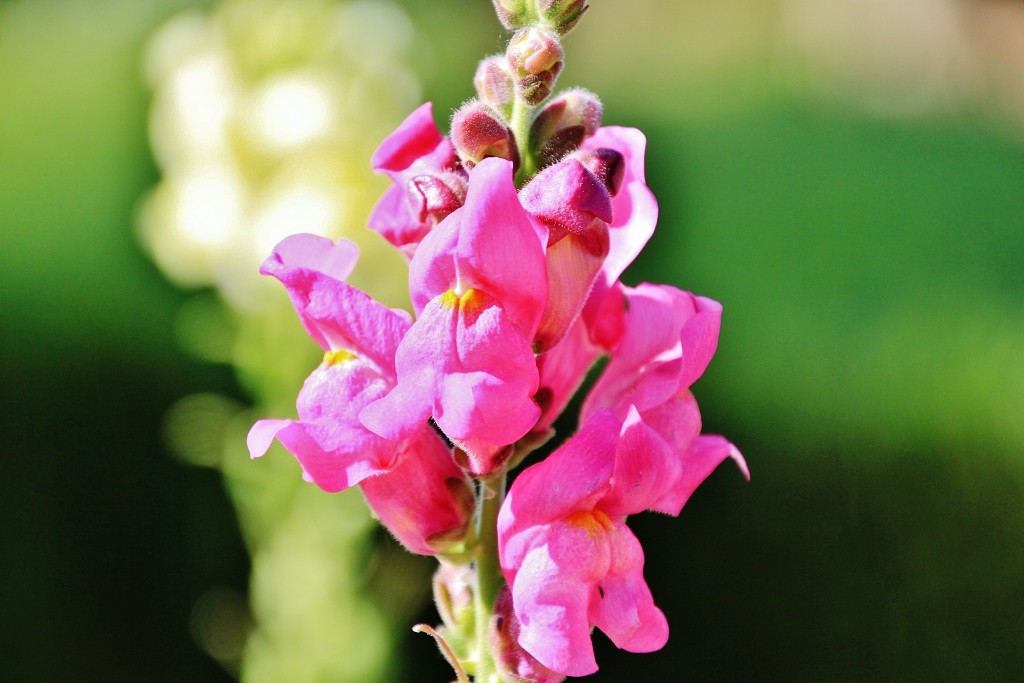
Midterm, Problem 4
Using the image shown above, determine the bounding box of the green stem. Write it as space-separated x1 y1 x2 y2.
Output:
510 95 535 187
472 469 507 682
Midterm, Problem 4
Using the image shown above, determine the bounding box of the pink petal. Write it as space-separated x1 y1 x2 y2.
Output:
600 407 681 518
499 410 618 534
650 434 749 516
260 232 359 283
533 315 603 433
359 425 474 555
511 538 601 677
453 158 548 337
584 126 657 286
367 184 432 254
371 102 446 173
678 294 722 389
247 418 293 459
259 234 411 368
589 521 669 653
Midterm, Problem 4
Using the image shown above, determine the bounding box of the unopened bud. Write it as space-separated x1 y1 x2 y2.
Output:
492 0 532 31
430 565 473 659
537 0 589 35
530 88 603 167
406 170 467 225
507 28 564 105
451 100 520 170
474 55 515 118
570 147 624 196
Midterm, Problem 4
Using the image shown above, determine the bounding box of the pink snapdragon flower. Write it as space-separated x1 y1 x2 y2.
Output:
246 234 474 554
361 158 548 476
582 282 748 515
369 103 467 256
498 408 677 676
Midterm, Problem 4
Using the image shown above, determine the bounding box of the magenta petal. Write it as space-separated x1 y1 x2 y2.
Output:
600 407 681 518
247 418 293 459
651 434 749 516
678 294 723 389
584 126 657 286
499 410 618 533
368 184 432 253
371 102 446 172
260 233 359 283
589 522 669 653
512 543 600 677
408 214 460 315
520 158 613 243
259 233 411 367
454 158 548 337
359 425 473 555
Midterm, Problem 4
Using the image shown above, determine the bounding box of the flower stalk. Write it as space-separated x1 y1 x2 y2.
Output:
247 1 747 681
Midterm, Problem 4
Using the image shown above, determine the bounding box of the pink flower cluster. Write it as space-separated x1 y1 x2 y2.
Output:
249 95 745 679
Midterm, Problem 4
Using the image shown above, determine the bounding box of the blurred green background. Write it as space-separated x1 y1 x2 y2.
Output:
3 0 1023 680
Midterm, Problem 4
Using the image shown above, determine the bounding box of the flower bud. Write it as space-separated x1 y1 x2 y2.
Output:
529 88 602 167
492 0 533 30
451 100 520 170
506 28 564 105
536 0 588 35
406 170 467 225
569 146 624 196
474 55 516 119
432 563 475 661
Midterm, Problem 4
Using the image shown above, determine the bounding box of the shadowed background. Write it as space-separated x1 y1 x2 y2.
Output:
2 0 1022 680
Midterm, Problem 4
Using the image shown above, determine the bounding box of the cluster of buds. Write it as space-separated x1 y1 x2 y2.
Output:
249 2 746 681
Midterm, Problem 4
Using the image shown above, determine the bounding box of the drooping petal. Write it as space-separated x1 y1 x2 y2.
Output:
247 355 397 492
650 434 749 516
589 521 669 653
511 531 604 677
359 424 474 555
582 284 721 422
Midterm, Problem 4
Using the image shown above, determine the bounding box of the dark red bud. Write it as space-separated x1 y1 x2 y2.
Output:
530 88 603 166
451 100 520 170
